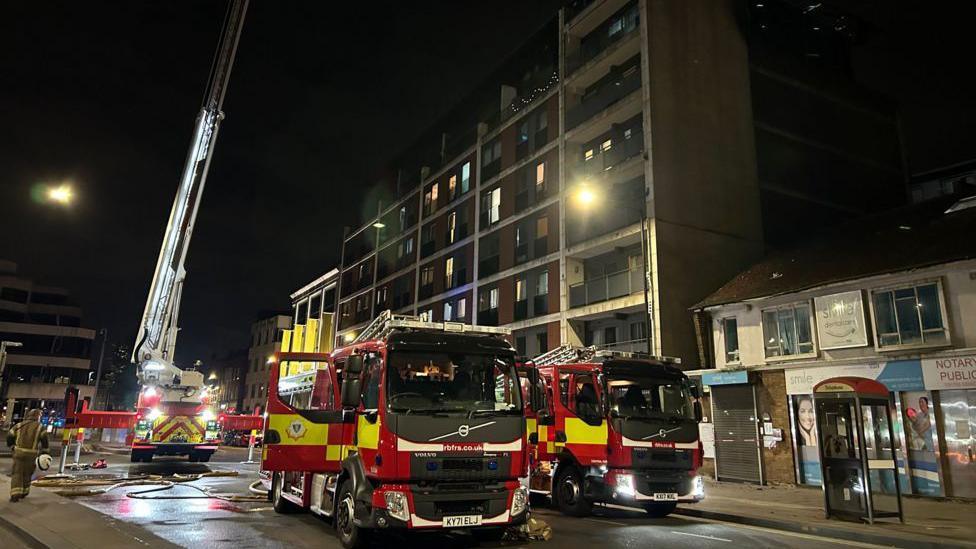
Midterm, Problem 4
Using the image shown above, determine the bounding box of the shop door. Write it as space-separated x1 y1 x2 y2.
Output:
940 389 976 498
712 384 761 483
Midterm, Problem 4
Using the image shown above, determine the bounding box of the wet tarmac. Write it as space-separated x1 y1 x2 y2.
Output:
22 446 879 548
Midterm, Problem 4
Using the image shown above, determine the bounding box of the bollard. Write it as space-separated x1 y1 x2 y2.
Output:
241 429 258 464
57 428 72 475
73 427 84 465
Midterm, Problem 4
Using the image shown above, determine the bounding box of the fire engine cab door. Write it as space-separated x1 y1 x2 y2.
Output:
263 360 347 473
560 370 608 464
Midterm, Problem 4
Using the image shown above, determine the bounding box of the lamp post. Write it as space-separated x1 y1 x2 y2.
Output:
1 340 24 426
572 183 654 356
92 328 108 410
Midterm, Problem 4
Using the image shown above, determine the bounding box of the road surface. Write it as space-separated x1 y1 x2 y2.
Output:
5 445 884 548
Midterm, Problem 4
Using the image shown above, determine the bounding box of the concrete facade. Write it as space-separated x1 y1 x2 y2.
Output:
243 314 292 413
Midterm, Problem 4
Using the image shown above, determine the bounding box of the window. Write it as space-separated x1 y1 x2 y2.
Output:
444 301 453 321
535 109 548 132
624 128 633 140
376 287 388 304
448 175 457 200
518 120 530 145
723 318 740 363
872 282 948 348
431 183 439 204
604 327 617 345
536 216 549 239
421 223 434 245
515 277 527 301
457 297 466 319
423 188 433 216
601 139 612 153
361 355 382 410
535 162 546 193
419 308 434 321
421 266 434 286
461 162 471 193
447 211 457 244
584 148 594 162
516 336 527 356
445 257 455 288
478 287 499 310
537 271 548 296
536 332 548 354
483 187 501 225
399 206 407 231
515 225 524 248
762 303 814 358
482 139 501 166
630 321 646 341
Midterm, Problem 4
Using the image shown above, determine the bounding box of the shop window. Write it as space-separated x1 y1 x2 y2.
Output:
761 303 814 358
722 318 740 363
871 282 948 348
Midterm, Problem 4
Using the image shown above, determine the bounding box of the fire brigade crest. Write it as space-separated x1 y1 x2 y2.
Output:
286 419 307 440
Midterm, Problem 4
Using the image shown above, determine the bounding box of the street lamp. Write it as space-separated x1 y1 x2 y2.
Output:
1 341 24 425
45 183 74 205
571 183 654 356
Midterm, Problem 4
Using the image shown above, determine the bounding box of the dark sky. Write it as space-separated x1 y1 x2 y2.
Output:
1 1 973 366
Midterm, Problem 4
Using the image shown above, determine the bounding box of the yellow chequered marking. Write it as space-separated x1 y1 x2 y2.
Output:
357 416 380 450
564 418 608 445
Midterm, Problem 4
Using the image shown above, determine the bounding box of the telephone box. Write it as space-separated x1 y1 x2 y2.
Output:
814 377 903 524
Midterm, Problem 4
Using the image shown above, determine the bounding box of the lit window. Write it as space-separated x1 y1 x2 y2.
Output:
723 318 740 363
461 162 471 193
536 162 545 186
490 287 499 309
421 266 434 286
536 216 549 239
872 282 948 348
516 278 526 301
457 298 466 319
445 257 455 288
448 175 457 200
447 212 457 244
431 183 439 203
518 121 529 144
601 139 612 152
399 206 407 230
624 128 633 140
423 190 433 216
484 188 501 224
537 271 548 295
762 303 814 358
444 302 453 321
584 149 594 161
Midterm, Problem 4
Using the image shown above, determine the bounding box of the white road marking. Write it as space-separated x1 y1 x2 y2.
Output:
670 531 732 542
670 514 892 548
585 518 629 527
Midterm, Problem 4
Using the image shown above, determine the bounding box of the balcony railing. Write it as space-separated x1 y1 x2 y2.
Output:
421 240 436 258
594 338 648 354
480 206 501 229
569 267 643 308
478 308 499 326
566 19 639 75
479 255 500 277
533 294 548 316
566 65 641 130
514 300 528 321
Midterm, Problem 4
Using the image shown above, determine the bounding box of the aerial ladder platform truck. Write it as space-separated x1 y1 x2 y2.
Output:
65 0 264 461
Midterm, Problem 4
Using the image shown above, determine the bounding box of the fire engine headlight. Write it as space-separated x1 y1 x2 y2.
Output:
147 408 162 421
692 475 705 499
383 491 409 522
615 474 636 497
511 485 529 516
201 409 215 422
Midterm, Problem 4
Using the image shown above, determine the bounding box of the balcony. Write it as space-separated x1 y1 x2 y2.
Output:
421 240 436 258
445 268 467 290
534 236 548 258
445 224 469 246
514 300 528 321
566 64 641 131
533 294 548 316
566 17 639 78
482 159 501 181
479 255 500 277
515 242 529 265
480 206 501 229
596 338 648 354
569 267 643 308
392 292 412 310
419 283 434 300
478 308 499 326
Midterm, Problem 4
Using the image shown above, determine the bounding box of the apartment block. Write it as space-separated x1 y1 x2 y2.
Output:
243 313 292 413
334 0 764 365
0 260 95 423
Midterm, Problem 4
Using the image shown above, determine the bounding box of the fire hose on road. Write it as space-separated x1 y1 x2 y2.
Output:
32 471 269 502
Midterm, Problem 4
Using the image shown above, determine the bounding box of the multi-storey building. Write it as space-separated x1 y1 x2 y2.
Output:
290 268 338 338
336 0 764 364
333 0 906 366
243 313 292 413
0 260 95 423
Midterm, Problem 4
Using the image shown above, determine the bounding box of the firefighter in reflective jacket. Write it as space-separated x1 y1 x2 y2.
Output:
6 409 49 502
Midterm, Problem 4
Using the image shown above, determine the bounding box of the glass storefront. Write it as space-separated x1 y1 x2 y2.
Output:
900 390 942 496
939 389 976 498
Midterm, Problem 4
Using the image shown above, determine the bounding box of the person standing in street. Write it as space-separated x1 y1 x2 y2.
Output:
5 408 49 502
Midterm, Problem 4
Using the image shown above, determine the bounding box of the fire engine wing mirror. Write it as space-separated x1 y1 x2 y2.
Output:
340 379 362 409
693 400 703 422
345 354 364 376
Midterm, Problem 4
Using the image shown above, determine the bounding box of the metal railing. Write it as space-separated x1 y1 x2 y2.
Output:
569 267 643 308
566 65 641 130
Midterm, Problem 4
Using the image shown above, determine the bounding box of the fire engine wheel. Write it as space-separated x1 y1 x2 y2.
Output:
335 479 369 549
642 502 677 518
554 465 592 517
271 472 298 514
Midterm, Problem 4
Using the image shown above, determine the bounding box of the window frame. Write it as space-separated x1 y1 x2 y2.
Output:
760 301 817 361
721 317 740 365
868 278 951 352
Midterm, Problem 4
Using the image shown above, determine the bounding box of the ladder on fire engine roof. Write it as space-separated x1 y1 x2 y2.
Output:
530 344 681 367
351 309 511 345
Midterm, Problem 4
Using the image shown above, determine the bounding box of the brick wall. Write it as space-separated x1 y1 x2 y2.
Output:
755 370 796 485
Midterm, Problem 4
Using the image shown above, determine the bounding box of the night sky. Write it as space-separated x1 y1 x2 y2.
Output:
1 1 973 366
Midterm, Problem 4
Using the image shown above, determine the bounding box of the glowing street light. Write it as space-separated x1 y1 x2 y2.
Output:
46 184 74 205
573 185 598 207
372 221 386 229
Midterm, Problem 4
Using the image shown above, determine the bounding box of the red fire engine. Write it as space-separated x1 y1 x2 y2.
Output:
260 311 543 548
519 345 704 517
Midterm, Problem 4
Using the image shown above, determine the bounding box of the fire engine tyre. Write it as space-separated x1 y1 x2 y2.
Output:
271 472 299 514
554 465 592 517
335 479 369 549
642 502 677 518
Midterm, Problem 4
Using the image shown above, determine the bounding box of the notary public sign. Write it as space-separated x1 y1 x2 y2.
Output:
922 355 976 390
814 291 868 350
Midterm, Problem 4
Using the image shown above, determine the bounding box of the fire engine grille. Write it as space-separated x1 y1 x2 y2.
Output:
410 455 510 481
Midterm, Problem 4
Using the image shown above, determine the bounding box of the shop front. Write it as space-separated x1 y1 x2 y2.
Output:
783 353 976 499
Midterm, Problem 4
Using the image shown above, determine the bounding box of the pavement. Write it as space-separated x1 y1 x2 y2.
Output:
675 478 976 549
1 444 973 548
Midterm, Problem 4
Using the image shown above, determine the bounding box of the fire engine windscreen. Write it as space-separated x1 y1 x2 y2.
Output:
606 376 695 420
385 352 522 415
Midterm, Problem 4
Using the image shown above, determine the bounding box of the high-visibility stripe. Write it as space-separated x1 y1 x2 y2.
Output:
564 418 607 445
